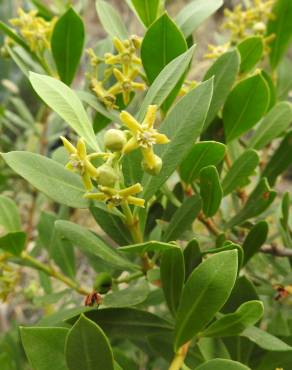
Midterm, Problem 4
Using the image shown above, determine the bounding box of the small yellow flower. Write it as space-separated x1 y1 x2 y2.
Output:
90 78 117 109
85 183 145 208
120 105 170 174
204 43 231 59
86 48 101 67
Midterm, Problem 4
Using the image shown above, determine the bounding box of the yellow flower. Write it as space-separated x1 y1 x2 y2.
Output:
120 105 170 174
90 78 117 109
85 183 145 208
204 42 231 59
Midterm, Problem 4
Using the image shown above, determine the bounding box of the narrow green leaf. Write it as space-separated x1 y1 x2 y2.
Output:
180 141 226 183
2 151 88 208
51 8 85 85
0 232 26 256
119 241 176 254
202 301 264 338
248 102 292 149
176 0 223 38
65 315 114 370
222 150 260 196
0 195 21 233
29 72 98 151
142 78 214 201
200 165 222 217
223 72 270 142
163 195 202 241
237 36 264 73
242 221 268 265
130 0 160 27
174 250 238 350
203 242 244 271
20 327 69 370
161 247 185 316
96 0 128 39
183 239 202 281
195 359 250 370
0 21 30 52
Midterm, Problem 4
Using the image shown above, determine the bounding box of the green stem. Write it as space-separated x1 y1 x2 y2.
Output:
114 271 144 284
168 342 190 370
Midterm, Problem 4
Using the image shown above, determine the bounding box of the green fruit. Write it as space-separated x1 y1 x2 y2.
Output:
104 129 127 152
142 155 162 175
96 164 118 187
94 272 112 294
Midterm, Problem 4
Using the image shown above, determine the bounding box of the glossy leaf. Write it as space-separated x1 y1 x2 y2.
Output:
65 315 114 370
51 8 84 85
223 72 270 142
0 231 26 256
29 72 98 151
131 0 160 27
222 150 260 196
174 250 238 350
161 247 185 316
196 359 250 370
183 239 202 280
0 195 21 233
237 36 264 73
163 195 202 241
180 141 226 183
2 151 88 208
242 221 268 265
200 165 222 217
248 101 292 149
96 0 128 39
119 241 176 254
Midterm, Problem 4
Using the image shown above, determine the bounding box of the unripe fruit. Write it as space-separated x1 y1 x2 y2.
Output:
104 129 127 152
96 164 118 187
94 272 112 294
142 155 162 175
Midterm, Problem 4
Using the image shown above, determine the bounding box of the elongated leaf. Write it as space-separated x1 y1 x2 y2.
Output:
242 221 268 265
0 232 26 256
267 0 292 69
119 241 176 254
142 78 213 200
137 45 195 120
161 247 185 316
226 178 276 228
196 359 250 370
2 151 88 208
183 239 202 280
174 250 238 350
203 242 244 271
130 0 160 27
176 0 223 38
20 327 69 370
29 72 98 151
223 72 270 142
222 150 259 196
256 350 292 370
55 220 138 270
51 8 84 85
237 36 264 73
96 0 128 39
200 165 222 217
248 102 292 149
202 301 263 338
163 195 202 241
0 195 21 233
0 21 30 52
65 315 114 370
203 49 240 129
180 141 226 183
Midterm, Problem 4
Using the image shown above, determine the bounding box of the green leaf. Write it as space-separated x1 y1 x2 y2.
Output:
55 220 139 271
0 195 21 233
176 0 223 38
142 78 214 201
130 0 160 27
0 21 30 53
242 221 268 265
222 149 260 196
119 241 176 254
256 349 292 370
96 0 128 39
29 72 98 151
0 232 26 256
37 307 91 327
183 239 202 281
237 36 264 73
180 141 226 183
195 359 250 370
267 0 292 69
262 70 277 110
2 151 88 208
163 195 202 241
20 327 69 370
103 280 149 307
202 301 264 338
200 165 222 217
137 45 195 120
262 130 292 185
248 102 292 149
203 242 244 271
51 8 85 85
174 250 238 350
226 178 276 228
223 72 270 142
161 247 185 316
203 50 240 129
241 326 292 352
65 315 114 370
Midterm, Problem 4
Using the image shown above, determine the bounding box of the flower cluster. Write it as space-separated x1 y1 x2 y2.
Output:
9 8 56 54
61 105 169 209
87 36 145 108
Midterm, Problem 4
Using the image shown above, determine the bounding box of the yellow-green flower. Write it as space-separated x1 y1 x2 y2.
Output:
91 78 117 109
120 105 170 174
85 183 145 208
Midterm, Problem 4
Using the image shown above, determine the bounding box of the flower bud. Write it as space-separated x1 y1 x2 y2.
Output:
94 272 112 294
104 129 127 152
253 22 266 33
95 164 118 187
142 155 162 175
